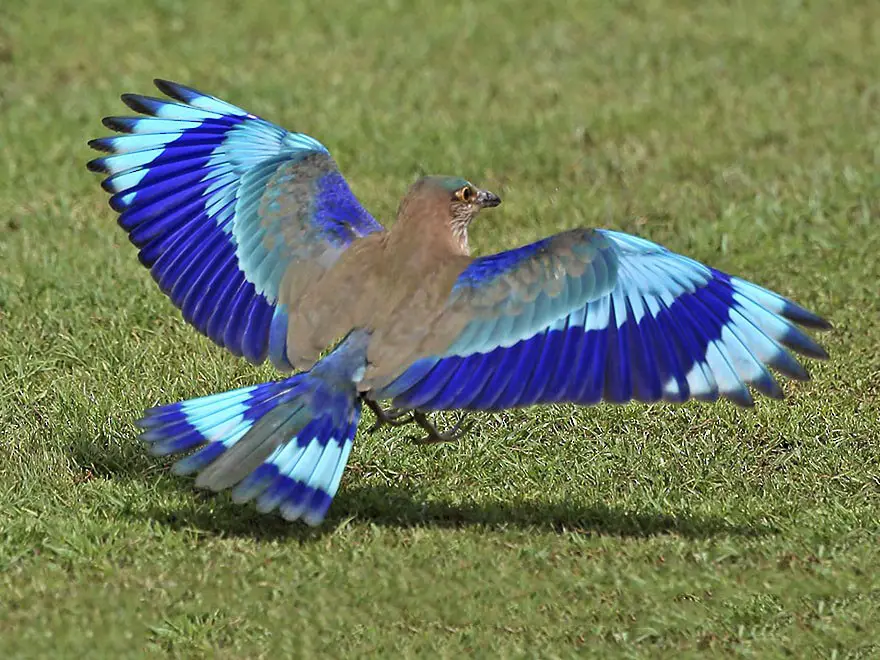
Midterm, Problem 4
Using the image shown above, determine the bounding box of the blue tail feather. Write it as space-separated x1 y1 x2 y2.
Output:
138 364 362 525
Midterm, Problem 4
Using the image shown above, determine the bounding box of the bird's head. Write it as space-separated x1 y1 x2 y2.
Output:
399 175 501 253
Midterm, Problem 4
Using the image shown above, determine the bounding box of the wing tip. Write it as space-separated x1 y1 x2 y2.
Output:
725 387 755 408
85 155 107 173
784 301 833 331
782 328 830 361
121 93 162 116
100 177 118 194
87 137 115 154
154 78 193 103
801 344 830 361
753 374 785 400
102 116 134 133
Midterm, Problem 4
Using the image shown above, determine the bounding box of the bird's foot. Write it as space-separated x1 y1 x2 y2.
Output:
409 410 475 445
363 397 415 434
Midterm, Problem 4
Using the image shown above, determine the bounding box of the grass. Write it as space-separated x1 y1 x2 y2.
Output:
1 0 879 656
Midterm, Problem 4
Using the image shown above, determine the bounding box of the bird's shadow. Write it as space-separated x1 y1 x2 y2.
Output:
137 484 775 543
71 435 775 543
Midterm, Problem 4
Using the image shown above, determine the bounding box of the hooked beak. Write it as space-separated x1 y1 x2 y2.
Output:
476 188 502 208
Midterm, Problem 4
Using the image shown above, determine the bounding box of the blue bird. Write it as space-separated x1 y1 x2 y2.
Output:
87 80 831 525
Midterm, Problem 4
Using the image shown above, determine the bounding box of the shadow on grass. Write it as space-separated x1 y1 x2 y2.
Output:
137 483 776 542
70 435 775 542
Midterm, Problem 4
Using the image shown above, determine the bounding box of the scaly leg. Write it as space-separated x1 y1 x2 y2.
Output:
409 410 475 445
362 397 415 434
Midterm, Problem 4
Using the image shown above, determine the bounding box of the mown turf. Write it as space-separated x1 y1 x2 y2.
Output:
1 0 878 657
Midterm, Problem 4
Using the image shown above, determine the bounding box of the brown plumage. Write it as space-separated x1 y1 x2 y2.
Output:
281 176 500 381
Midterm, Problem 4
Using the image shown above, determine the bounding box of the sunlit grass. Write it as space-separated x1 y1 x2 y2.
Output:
1 0 878 656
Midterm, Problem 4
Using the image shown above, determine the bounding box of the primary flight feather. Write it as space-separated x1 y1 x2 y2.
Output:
87 80 831 525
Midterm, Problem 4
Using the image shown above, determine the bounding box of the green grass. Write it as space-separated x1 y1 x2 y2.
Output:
1 0 879 656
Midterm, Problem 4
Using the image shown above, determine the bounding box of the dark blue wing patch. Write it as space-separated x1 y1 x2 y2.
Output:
378 230 830 409
88 80 381 368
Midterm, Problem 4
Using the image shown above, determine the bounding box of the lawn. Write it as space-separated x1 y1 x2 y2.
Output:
1 0 879 657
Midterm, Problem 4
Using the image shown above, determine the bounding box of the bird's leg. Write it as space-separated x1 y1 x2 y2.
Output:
363 397 415 434
409 410 476 445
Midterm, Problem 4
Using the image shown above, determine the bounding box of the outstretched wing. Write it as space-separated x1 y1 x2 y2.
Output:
87 79 382 369
374 229 830 409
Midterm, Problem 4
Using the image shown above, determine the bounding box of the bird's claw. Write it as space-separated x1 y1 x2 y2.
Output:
408 410 475 445
362 398 477 444
363 398 415 433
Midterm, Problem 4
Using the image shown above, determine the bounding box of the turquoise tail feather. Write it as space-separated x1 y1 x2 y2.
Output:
139 332 369 525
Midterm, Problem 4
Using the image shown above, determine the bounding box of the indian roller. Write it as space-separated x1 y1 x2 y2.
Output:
87 80 831 526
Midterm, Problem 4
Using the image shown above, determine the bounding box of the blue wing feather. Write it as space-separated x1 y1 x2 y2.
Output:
451 349 509 409
378 229 830 410
488 335 546 409
466 342 527 409
88 79 382 370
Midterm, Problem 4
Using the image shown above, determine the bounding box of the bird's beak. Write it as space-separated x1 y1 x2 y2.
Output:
476 188 502 208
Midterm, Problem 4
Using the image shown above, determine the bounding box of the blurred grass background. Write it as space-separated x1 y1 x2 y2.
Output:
1 0 878 657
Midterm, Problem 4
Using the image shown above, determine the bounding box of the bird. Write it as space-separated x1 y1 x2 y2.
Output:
87 79 831 526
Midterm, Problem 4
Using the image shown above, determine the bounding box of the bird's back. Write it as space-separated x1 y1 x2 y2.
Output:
282 219 472 376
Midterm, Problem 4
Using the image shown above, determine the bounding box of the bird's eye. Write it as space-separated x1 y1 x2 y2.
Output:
456 186 473 203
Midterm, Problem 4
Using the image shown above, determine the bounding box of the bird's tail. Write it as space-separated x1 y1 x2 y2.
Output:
138 369 361 526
